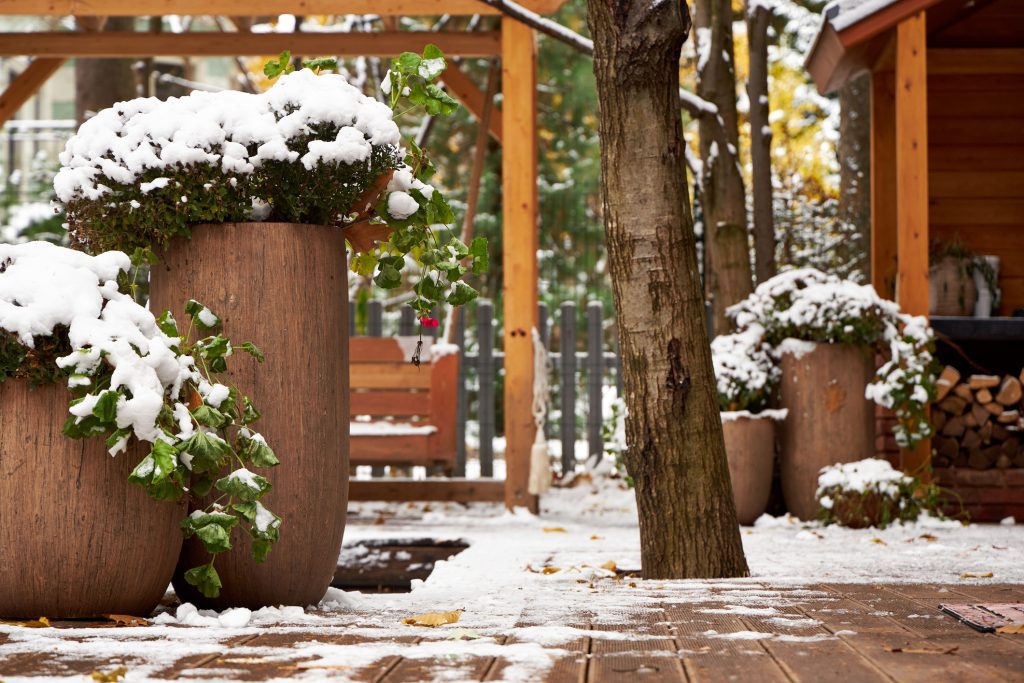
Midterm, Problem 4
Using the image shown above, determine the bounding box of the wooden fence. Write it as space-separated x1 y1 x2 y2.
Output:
350 299 621 478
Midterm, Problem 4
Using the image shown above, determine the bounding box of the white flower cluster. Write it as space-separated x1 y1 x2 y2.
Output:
725 268 936 446
0 241 199 447
54 69 400 203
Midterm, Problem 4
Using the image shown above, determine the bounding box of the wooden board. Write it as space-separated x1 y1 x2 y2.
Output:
0 0 568 16
0 57 64 126
871 69 898 300
350 336 429 363
351 363 433 390
351 391 430 417
350 433 444 464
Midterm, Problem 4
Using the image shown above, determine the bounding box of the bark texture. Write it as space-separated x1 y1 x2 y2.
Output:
695 0 753 334
75 17 138 124
837 72 872 281
586 0 749 579
746 2 774 285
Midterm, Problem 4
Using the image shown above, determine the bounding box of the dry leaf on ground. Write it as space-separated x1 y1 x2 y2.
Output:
90 667 128 682
884 645 959 655
600 560 617 572
103 614 149 627
542 566 561 574
960 572 994 579
543 527 567 533
871 538 887 546
918 534 938 542
1 617 49 628
997 624 1024 634
401 609 463 627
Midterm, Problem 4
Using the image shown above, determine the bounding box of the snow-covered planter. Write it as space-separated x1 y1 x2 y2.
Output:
0 242 278 616
817 458 941 529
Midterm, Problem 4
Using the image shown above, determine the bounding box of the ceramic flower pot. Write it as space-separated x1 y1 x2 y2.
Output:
149 222 349 609
0 380 183 618
777 341 874 521
721 411 782 525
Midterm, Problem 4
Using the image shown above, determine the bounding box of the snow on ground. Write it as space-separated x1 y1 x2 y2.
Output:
2 467 1023 681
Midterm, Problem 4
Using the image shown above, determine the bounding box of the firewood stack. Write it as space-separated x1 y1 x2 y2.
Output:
933 367 1024 469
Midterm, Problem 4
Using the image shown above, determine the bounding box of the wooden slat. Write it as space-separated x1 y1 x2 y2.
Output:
428 353 459 461
351 363 433 389
930 118 1024 145
500 17 539 513
0 58 64 126
929 198 1024 226
348 478 504 502
0 31 501 58
349 433 444 463
929 146 1024 171
895 12 930 477
0 0 568 16
350 336 430 363
928 48 1024 75
440 63 503 143
871 70 898 300
929 171 1024 198
350 391 429 417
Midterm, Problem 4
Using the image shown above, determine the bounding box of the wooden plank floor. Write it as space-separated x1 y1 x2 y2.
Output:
2 583 1023 681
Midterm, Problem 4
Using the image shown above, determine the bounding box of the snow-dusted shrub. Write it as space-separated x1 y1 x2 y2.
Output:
56 46 484 322
601 386 631 485
711 323 779 412
728 268 937 448
816 458 941 528
0 241 279 599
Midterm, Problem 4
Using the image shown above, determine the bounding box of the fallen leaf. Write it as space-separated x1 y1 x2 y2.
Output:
600 560 618 572
543 527 567 533
959 572 994 579
90 667 128 682
1 617 49 628
918 534 938 542
542 566 561 575
103 614 149 627
884 645 959 655
590 535 603 540
628 582 638 588
871 538 887 546
997 624 1024 634
401 609 462 627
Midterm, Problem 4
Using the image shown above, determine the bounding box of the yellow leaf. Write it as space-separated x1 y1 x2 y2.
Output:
871 538 887 545
600 560 617 572
884 645 958 655
918 534 938 542
960 572 994 579
90 667 128 682
542 566 561 574
543 527 567 533
590 535 603 540
103 614 149 627
401 610 463 627
997 624 1024 634
1 617 49 628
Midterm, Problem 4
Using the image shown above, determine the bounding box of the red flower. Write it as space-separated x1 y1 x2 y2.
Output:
419 317 440 328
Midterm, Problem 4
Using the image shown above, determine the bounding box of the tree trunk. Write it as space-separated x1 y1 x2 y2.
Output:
696 0 753 335
585 0 749 579
837 72 871 282
746 2 774 286
75 17 138 124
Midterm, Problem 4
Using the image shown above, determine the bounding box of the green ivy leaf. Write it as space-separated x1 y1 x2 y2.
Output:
351 252 379 277
215 468 272 503
242 397 261 425
263 51 293 79
238 341 264 363
240 432 279 468
394 52 422 75
447 281 479 306
195 521 233 554
252 539 273 563
469 237 489 274
185 300 221 331
156 310 180 338
302 56 338 72
192 404 229 429
178 430 232 474
184 564 222 598
91 390 120 423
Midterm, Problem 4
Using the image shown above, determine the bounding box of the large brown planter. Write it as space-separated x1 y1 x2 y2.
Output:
777 341 874 520
722 412 779 525
0 380 183 618
149 222 349 609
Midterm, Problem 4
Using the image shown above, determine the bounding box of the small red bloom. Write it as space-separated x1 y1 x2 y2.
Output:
420 317 440 328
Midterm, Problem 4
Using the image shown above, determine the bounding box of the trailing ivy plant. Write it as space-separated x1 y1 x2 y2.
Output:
61 300 279 599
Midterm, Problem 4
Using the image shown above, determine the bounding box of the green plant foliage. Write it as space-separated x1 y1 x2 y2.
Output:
816 459 956 528
62 301 280 598
0 326 72 387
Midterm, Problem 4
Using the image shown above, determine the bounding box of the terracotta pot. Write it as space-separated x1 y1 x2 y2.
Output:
722 412 777 525
929 257 976 316
777 341 874 521
149 222 349 609
0 380 183 618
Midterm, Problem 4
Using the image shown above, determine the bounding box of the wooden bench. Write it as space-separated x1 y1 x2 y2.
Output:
349 336 459 470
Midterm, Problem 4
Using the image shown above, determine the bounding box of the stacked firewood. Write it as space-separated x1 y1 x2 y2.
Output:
933 367 1024 469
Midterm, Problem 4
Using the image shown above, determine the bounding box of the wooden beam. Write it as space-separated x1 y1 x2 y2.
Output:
500 16 539 513
0 31 501 58
1 0 567 16
348 478 504 502
0 58 65 127
928 49 1024 75
895 12 931 478
836 0 941 48
870 70 897 300
441 63 503 143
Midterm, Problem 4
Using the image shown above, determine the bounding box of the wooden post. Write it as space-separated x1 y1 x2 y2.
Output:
0 58 64 126
501 17 539 512
895 12 931 477
870 70 897 300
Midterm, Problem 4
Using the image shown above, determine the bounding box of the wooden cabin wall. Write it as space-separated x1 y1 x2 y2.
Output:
927 70 1024 315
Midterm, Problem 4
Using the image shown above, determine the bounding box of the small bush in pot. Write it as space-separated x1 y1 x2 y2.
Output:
816 458 946 529
0 241 280 601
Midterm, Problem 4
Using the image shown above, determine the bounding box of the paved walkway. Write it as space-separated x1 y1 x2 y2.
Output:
2 582 1023 681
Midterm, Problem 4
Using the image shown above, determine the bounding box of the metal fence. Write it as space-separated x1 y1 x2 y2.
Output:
349 299 621 478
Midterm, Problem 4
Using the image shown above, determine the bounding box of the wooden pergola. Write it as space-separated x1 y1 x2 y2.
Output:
806 0 1024 474
0 0 567 511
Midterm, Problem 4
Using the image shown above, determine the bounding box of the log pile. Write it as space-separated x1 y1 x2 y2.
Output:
933 367 1024 469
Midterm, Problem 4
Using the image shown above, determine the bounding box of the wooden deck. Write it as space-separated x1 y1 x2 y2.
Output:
2 582 1022 681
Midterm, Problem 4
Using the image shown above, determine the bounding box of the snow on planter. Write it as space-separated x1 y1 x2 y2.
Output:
816 458 934 529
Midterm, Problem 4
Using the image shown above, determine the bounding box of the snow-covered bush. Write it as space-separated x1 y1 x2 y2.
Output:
56 46 484 322
711 323 779 412
816 458 942 529
0 241 279 598
728 268 937 448
600 386 630 485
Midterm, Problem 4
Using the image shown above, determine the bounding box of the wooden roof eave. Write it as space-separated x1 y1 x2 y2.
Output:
0 0 568 17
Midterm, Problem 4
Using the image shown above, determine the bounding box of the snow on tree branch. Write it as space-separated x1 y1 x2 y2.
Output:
474 0 594 54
